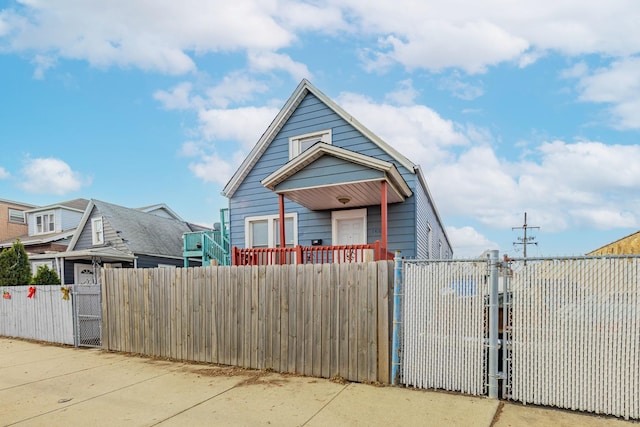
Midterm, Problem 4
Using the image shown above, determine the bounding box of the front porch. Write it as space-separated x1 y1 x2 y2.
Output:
232 240 394 266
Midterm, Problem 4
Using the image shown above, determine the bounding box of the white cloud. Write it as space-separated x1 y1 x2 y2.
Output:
571 57 640 129
20 158 90 195
198 106 279 150
1 0 294 74
0 166 9 179
188 151 236 186
247 51 311 82
344 0 640 73
154 82 201 110
384 79 419 106
206 72 270 108
438 73 484 100
335 91 469 169
446 226 499 258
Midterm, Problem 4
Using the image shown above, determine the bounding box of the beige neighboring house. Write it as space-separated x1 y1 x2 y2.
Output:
0 198 36 243
587 230 640 255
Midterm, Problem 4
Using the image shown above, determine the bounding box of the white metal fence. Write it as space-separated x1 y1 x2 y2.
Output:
0 285 75 345
401 260 489 395
506 256 640 420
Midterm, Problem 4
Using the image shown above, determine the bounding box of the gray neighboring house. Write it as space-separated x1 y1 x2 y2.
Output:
30 199 209 284
0 198 90 275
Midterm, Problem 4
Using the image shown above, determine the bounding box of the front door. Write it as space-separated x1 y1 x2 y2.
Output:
332 208 367 245
74 264 96 284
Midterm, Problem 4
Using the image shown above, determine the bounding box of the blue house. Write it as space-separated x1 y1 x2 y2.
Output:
216 79 452 265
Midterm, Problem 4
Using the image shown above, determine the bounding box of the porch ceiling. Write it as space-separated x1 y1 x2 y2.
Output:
278 179 405 210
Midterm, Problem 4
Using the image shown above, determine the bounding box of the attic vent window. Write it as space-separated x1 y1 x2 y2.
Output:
289 129 332 159
8 208 25 224
92 217 104 245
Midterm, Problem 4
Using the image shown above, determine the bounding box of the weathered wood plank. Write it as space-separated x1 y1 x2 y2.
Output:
367 262 378 382
312 263 322 378
287 264 297 373
295 264 305 374
348 264 359 381
243 266 252 368
100 268 110 350
357 263 369 382
338 263 348 379
269 265 280 371
304 263 314 376
320 263 331 378
264 265 273 370
257 265 267 370
229 266 238 366
279 264 289 373
252 266 260 369
211 267 218 363
169 268 177 359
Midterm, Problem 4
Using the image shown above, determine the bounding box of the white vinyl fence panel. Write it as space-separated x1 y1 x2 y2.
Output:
402 260 488 395
0 285 74 345
509 257 639 420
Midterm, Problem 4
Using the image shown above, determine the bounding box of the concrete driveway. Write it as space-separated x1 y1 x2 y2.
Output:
0 338 634 426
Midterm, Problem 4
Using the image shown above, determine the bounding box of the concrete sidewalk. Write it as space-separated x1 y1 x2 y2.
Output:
0 338 634 427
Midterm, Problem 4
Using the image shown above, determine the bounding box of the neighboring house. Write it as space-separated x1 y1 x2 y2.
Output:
0 198 89 275
30 199 209 284
221 79 452 264
0 198 36 242
587 230 640 255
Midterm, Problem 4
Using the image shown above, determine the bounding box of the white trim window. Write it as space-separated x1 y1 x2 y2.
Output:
331 208 367 245
245 213 298 248
91 217 104 245
35 212 55 234
8 208 25 224
289 129 332 159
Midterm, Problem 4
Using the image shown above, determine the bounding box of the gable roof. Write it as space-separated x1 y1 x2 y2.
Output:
68 199 195 258
222 79 416 198
262 142 412 203
137 203 184 221
587 230 640 255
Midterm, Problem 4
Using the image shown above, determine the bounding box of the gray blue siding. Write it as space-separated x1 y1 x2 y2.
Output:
230 91 449 259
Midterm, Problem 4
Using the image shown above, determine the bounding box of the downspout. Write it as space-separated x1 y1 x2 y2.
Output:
391 250 402 385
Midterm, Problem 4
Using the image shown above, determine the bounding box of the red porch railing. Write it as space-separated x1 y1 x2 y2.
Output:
232 240 394 266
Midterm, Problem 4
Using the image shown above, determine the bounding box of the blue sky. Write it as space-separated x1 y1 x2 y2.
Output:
1 1 639 257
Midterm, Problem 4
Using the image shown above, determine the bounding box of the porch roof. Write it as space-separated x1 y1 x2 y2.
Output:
262 143 412 210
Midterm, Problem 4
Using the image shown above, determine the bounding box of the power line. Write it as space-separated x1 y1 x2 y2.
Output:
512 212 540 259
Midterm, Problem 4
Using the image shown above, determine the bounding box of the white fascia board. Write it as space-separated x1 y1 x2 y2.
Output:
66 200 96 251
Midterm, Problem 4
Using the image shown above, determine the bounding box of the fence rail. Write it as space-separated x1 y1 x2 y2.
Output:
101 262 393 383
232 240 393 266
0 285 74 345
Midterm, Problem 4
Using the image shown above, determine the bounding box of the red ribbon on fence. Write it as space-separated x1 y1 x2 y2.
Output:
27 286 36 298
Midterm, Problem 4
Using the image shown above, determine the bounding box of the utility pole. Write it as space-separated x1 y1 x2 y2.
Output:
512 212 539 259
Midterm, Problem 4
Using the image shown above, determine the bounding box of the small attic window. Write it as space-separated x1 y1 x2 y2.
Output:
91 217 104 245
289 129 331 159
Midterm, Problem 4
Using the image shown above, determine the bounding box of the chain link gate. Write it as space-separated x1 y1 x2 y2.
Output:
72 284 102 348
396 255 493 395
502 255 639 420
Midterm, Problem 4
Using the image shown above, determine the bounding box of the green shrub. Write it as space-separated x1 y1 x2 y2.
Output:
0 239 32 286
32 264 61 285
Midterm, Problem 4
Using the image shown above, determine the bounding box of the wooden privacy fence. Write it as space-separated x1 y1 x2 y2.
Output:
0 285 74 345
101 261 393 383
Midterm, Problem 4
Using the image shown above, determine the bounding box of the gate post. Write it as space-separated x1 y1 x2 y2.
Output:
488 250 500 398
391 250 402 385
